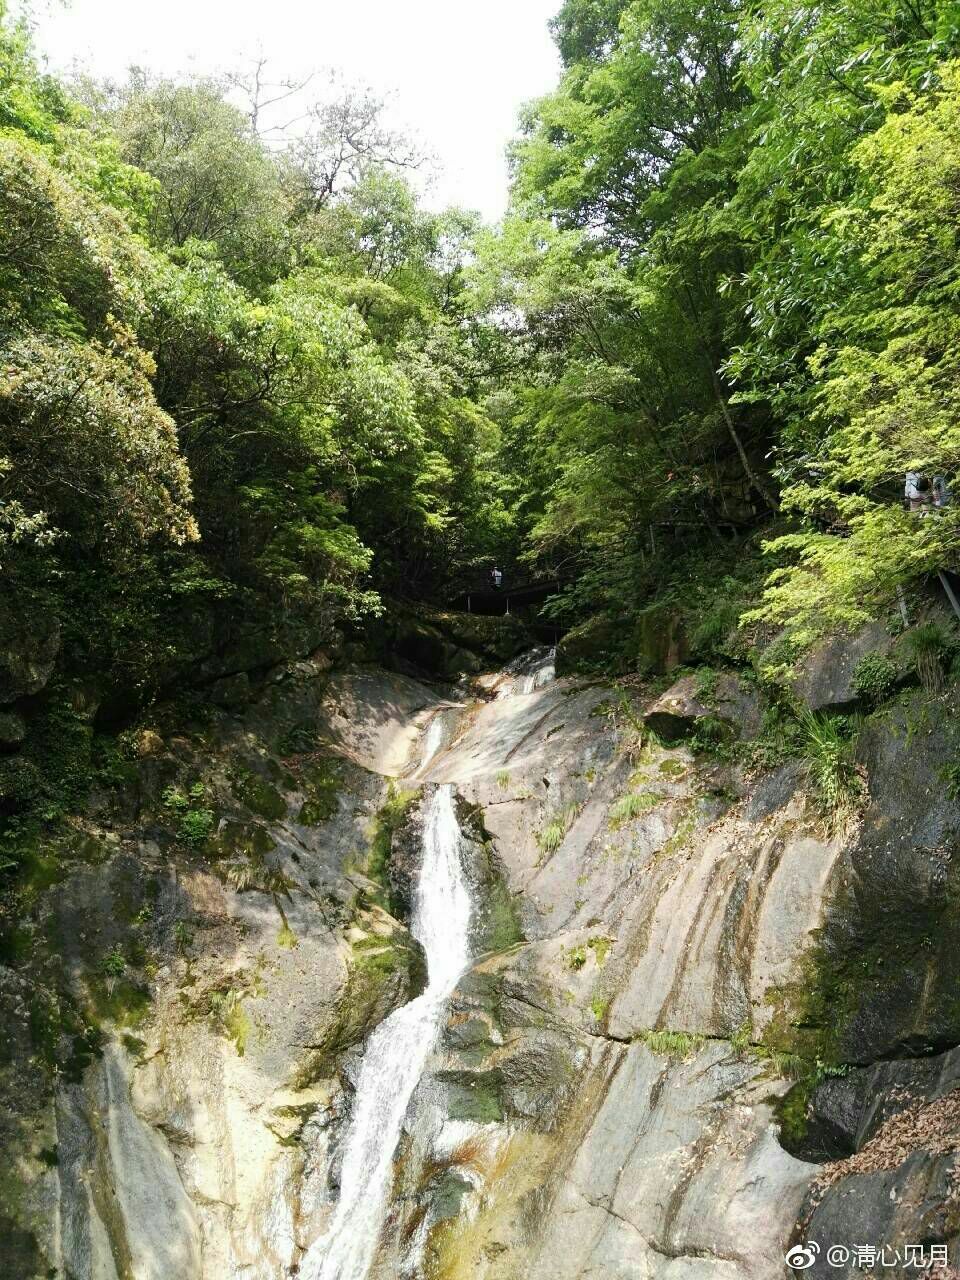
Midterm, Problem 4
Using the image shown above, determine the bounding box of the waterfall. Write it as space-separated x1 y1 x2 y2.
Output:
519 646 556 694
301 785 472 1280
495 646 557 699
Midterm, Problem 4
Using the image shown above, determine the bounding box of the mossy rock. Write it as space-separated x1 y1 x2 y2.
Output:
0 712 26 751
88 976 151 1029
0 605 60 703
295 928 425 1085
366 786 420 918
0 756 44 813
440 1068 505 1124
633 603 688 675
207 820 277 862
556 613 628 674
296 759 342 826
230 769 287 820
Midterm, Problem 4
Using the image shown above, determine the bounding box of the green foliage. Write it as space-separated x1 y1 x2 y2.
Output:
938 762 960 802
900 622 955 692
637 1028 705 1060
608 789 662 828
797 709 863 823
209 987 253 1056
100 944 126 980
178 808 215 848
851 652 899 706
0 9 520 755
163 782 214 846
537 803 581 854
588 935 612 966
173 920 193 953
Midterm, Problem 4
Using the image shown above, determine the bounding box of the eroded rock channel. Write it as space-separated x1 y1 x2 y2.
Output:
4 638 960 1279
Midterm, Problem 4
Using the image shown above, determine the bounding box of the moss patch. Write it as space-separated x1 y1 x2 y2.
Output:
365 785 419 915
230 769 287 820
296 758 342 825
207 819 277 862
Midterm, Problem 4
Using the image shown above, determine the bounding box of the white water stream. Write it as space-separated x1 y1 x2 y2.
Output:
300 785 472 1280
520 645 556 693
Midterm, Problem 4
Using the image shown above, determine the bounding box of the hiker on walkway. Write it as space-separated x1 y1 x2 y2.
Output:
906 472 934 513
491 566 503 589
933 475 952 509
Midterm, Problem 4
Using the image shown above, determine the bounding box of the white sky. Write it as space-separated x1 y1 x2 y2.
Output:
17 0 562 222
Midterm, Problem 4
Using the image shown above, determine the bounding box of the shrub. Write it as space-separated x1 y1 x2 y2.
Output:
0 756 43 813
100 944 126 979
851 652 898 705
178 807 215 847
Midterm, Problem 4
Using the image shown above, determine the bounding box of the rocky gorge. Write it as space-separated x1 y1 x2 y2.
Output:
3 612 960 1280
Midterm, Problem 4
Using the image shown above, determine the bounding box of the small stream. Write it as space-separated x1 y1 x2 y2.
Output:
300 785 473 1280
496 645 556 698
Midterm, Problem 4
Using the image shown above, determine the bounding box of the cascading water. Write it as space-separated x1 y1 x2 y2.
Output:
519 646 556 694
497 646 557 697
300 785 472 1280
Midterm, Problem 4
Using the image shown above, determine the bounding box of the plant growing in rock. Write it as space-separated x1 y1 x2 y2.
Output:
261 865 296 897
538 817 565 854
940 762 960 802
852 652 899 706
608 790 662 829
209 987 253 1056
797 709 864 825
162 782 215 847
537 803 580 856
900 623 954 692
178 806 215 848
173 920 193 953
638 1029 705 1060
224 860 257 892
101 944 126 980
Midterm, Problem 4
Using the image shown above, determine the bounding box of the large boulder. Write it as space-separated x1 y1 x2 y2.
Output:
643 673 711 743
555 613 628 674
791 622 894 711
794 1049 960 1278
642 670 760 744
0 610 60 704
634 601 688 674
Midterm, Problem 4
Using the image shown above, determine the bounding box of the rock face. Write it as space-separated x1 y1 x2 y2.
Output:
790 622 893 711
4 639 960 1278
0 610 60 704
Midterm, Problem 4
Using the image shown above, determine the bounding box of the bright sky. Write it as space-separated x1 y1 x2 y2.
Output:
18 0 562 222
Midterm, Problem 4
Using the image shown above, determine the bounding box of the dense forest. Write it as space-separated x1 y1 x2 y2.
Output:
2 0 960 841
